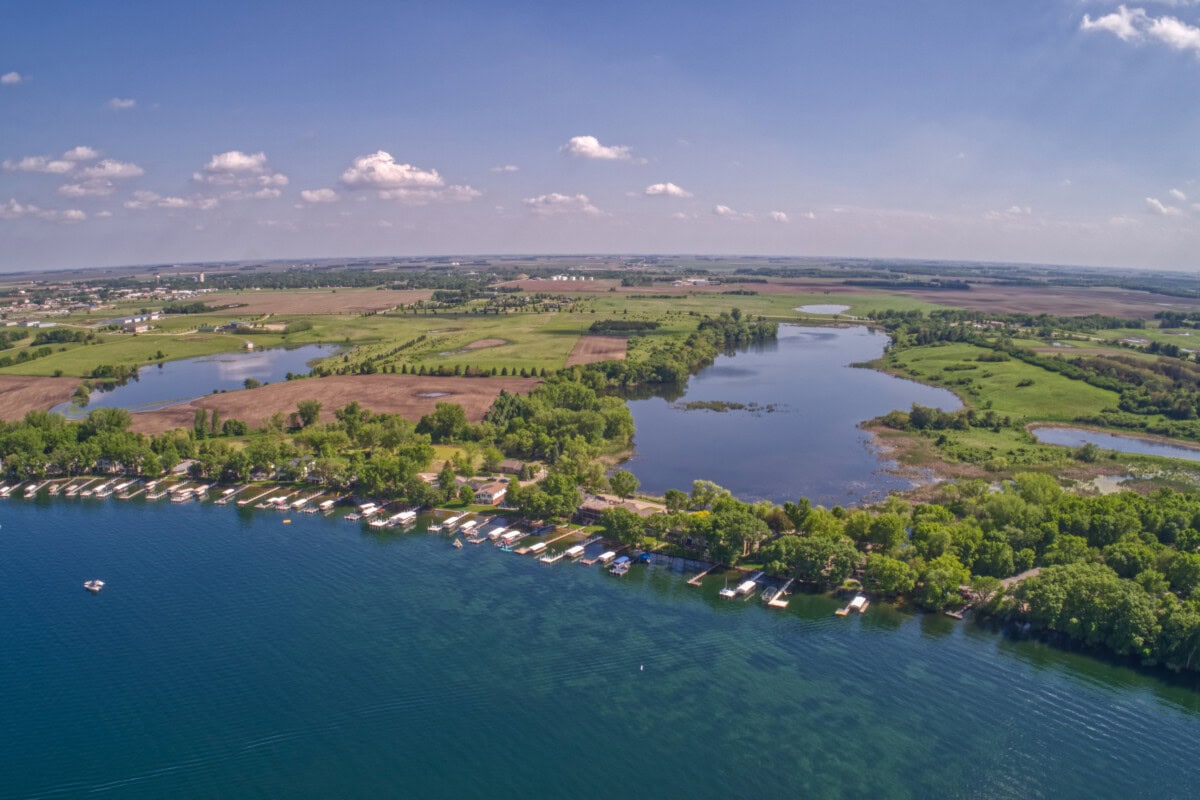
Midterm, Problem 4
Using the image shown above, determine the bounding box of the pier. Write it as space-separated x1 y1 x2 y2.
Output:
687 562 721 586
214 485 248 505
767 578 794 608
238 487 276 508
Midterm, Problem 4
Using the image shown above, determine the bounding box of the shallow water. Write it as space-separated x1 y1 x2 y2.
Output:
55 344 339 417
2 498 1199 799
1033 426 1200 464
623 325 960 505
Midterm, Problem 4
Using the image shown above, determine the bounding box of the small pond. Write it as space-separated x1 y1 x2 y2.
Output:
1033 426 1200 465
622 325 961 506
56 343 339 417
796 304 851 315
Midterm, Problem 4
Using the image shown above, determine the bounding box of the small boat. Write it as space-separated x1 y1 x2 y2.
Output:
610 555 632 576
452 538 463 549
83 580 105 593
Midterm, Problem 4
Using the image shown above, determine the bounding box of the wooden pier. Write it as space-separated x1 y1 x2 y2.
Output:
214 485 248 505
238 487 275 507
687 562 721 587
768 578 794 608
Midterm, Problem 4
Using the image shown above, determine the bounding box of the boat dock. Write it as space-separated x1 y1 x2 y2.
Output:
836 594 870 616
687 562 721 587
214 485 248 505
238 487 275 507
767 578 794 608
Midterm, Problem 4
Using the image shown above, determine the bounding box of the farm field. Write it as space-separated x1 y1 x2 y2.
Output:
565 335 627 367
198 288 432 315
0 375 81 420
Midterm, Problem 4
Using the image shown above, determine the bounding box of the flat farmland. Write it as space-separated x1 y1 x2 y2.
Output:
199 288 433 315
0 375 80 420
125 374 540 435
565 335 628 366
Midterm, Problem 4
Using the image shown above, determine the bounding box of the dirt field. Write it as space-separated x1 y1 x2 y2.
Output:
462 338 508 350
0 375 81 420
198 288 433 315
565 335 628 367
125 374 540 435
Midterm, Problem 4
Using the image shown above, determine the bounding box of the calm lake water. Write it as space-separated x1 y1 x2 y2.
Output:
2 498 1199 799
1033 426 1200 464
55 344 338 418
623 325 960 506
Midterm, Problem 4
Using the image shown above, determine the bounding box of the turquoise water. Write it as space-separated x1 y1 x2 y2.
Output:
1033 426 1200 464
3 498 1200 799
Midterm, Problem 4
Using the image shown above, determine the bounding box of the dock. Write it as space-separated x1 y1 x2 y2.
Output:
214 485 248 505
120 483 148 500
767 578 794 608
836 594 870 616
687 562 721 587
238 487 275 507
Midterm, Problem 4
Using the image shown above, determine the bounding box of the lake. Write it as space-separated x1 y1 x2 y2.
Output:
622 325 961 506
1033 426 1200 464
2 498 1199 799
55 344 339 418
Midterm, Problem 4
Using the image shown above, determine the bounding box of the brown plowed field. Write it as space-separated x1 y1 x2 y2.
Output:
198 288 433 315
565 335 628 366
125 374 540 435
0 375 81 420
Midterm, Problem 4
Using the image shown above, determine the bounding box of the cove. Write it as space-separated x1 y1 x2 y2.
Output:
622 325 960 506
55 344 339 418
1033 426 1200 464
2 499 1199 798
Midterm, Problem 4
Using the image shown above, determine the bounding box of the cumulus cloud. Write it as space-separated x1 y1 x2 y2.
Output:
524 192 603 216
644 182 692 198
300 188 339 203
3 155 75 174
1 71 23 85
57 158 144 198
194 150 286 196
1170 187 1188 201
769 211 789 223
377 185 481 204
713 204 754 220
106 97 136 110
79 159 143 179
62 146 99 162
561 135 634 161
491 164 519 173
1145 196 1184 215
0 198 86 222
1082 5 1200 53
124 190 218 211
341 151 443 189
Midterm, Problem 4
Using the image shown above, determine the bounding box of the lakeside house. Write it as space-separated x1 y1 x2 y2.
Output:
575 493 661 525
473 481 507 505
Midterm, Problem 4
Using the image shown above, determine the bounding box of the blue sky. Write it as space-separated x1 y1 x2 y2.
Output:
2 0 1200 271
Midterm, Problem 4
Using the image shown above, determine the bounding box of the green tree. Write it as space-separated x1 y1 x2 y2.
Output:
609 469 640 499
601 507 644 547
297 399 322 428
863 553 917 596
915 554 970 610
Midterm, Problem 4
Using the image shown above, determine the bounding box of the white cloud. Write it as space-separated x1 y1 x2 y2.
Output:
1170 187 1188 201
2 156 75 174
524 192 603 216
1082 5 1200 53
1145 196 1183 215
204 150 268 174
984 205 1033 221
0 71 23 85
769 211 790 223
713 204 753 220
377 185 481 204
561 135 634 161
62 146 99 162
644 182 692 198
58 181 115 198
79 159 144 179
106 97 136 110
801 211 817 220
125 190 218 211
1081 5 1147 41
0 198 85 222
95 210 113 218
491 164 520 173
300 188 339 203
341 150 444 189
